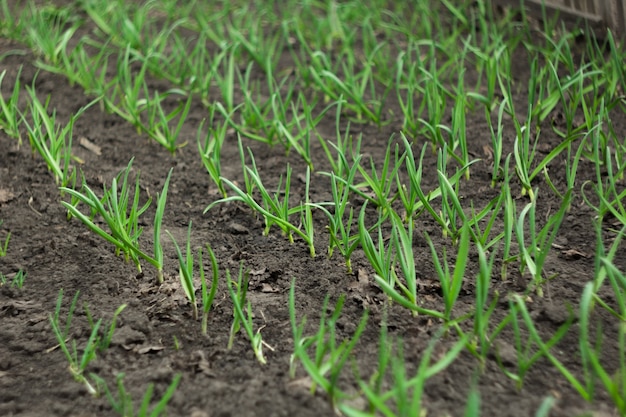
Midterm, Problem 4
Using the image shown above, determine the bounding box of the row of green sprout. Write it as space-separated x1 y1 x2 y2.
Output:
2 0 626 415
3 0 626 188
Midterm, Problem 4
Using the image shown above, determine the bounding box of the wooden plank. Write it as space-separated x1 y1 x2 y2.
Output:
493 0 613 38
602 0 626 37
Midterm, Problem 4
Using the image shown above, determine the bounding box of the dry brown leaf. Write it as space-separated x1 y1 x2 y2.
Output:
561 248 589 260
1 300 39 314
483 144 494 161
287 376 313 391
348 268 370 293
192 350 215 377
0 189 15 204
79 136 101 155
136 345 165 354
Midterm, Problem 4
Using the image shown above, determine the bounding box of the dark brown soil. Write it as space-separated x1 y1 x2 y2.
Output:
1 4 625 417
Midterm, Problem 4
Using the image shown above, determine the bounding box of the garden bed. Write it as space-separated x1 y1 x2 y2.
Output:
0 1 625 416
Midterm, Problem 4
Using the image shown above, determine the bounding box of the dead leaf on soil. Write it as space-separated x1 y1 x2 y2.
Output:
0 188 15 205
159 279 188 304
561 248 590 260
550 389 562 400
45 339 70 354
190 409 210 417
192 350 215 377
138 281 156 296
482 144 494 161
348 269 377 310
227 222 249 234
250 267 267 276
27 314 47 325
134 345 165 354
261 283 279 293
491 340 517 366
287 376 314 391
347 268 370 293
422 294 439 303
78 136 101 156
1 300 39 315
111 326 146 346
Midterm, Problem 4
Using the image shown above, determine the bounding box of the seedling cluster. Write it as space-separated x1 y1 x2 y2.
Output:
1 0 626 415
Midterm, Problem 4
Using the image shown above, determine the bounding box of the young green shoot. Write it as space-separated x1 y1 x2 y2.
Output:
500 295 588 399
23 2 80 67
0 68 22 142
144 92 192 154
227 264 272 364
102 304 126 352
309 48 385 124
339 329 467 417
274 87 340 169
426 222 470 323
0 269 26 289
589 220 626 317
395 47 423 137
513 189 572 296
485 100 507 187
81 0 152 50
61 161 173 283
83 301 127 353
197 105 229 198
417 47 452 152
467 190 506 253
582 107 626 227
62 159 151 270
314 153 362 272
227 262 247 350
205 146 315 253
355 139 405 212
49 289 100 396
22 87 98 187
579 242 626 414
582 282 626 412
300 166 316 257
358 204 445 320
316 99 357 179
166 221 197 320
91 372 182 417
500 156 516 280
225 10 284 74
231 65 277 144
199 243 220 335
467 237 501 367
289 280 368 411
102 45 150 129
0 219 10 257
502 57 581 202
501 56 535 201
153 168 173 284
397 135 477 234
432 146 478 244
214 45 237 114
39 36 114 97
449 64 471 178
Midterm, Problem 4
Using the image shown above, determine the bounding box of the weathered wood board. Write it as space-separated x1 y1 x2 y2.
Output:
495 0 625 38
